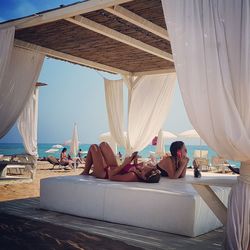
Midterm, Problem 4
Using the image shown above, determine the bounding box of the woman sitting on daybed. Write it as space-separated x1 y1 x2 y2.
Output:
81 141 188 182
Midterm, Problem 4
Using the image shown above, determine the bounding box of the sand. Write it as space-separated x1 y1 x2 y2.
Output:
0 161 84 202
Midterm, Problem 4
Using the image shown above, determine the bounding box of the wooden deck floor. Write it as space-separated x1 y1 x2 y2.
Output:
0 198 225 250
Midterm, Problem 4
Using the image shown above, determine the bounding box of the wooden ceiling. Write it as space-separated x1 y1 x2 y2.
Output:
1 0 175 75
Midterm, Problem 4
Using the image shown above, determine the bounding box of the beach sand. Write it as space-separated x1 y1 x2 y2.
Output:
0 161 84 202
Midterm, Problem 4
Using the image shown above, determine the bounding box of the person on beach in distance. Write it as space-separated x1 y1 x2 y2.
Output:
155 141 189 179
81 142 161 183
76 148 84 164
60 148 74 168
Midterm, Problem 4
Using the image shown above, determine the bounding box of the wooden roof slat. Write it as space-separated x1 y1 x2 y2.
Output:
132 68 175 77
15 19 174 73
8 0 174 74
66 15 173 62
0 0 133 30
14 39 131 75
105 5 169 41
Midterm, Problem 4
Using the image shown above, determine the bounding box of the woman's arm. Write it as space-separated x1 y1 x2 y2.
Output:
169 157 189 179
108 153 137 178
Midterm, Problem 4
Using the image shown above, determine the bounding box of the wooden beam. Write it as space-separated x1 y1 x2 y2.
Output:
133 68 175 76
66 16 173 62
105 5 169 41
14 39 130 75
0 0 133 30
192 184 227 225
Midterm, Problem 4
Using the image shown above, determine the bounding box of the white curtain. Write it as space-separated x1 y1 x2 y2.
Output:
0 27 15 88
126 74 176 154
156 130 166 156
162 0 250 249
17 87 39 156
104 74 176 155
0 46 44 138
104 78 126 147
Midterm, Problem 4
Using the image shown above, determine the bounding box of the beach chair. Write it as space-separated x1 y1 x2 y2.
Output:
0 154 35 178
47 156 68 170
211 156 230 173
193 150 209 171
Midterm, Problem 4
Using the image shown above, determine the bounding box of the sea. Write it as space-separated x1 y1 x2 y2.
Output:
0 143 240 167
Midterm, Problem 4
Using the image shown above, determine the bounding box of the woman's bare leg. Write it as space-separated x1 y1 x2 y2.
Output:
82 144 107 179
82 145 94 174
99 142 118 167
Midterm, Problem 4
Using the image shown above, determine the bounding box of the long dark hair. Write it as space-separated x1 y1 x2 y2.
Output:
62 147 67 153
170 141 184 158
145 170 161 183
170 141 184 169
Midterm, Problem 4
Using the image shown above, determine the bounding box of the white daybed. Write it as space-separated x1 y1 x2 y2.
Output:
40 174 231 237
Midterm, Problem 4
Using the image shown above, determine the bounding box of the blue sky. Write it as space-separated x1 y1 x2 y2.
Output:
0 0 196 144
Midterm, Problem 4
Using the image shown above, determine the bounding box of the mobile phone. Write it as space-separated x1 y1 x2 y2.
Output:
177 150 182 159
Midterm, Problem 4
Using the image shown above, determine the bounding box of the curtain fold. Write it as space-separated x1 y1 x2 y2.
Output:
104 74 176 155
0 46 44 138
104 78 126 147
156 130 166 156
162 0 250 249
127 74 176 154
17 87 39 156
0 27 15 88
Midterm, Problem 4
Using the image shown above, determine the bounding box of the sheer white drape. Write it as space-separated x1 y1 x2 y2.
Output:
0 27 14 87
0 46 44 138
127 74 176 154
17 88 39 156
104 78 126 147
104 74 176 154
156 130 166 156
162 0 250 249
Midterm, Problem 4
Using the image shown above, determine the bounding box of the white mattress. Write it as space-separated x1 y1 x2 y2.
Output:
40 174 231 237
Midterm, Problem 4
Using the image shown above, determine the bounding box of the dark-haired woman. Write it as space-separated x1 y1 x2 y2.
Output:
81 142 160 183
60 147 74 168
156 141 189 179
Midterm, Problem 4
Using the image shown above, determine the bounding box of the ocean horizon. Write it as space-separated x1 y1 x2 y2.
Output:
0 143 240 167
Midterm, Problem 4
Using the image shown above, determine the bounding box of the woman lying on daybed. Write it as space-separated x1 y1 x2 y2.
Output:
81 142 160 183
156 141 189 179
81 141 189 182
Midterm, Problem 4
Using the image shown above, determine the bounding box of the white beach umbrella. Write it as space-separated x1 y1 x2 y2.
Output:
99 132 117 154
45 148 59 153
179 129 202 145
156 130 177 155
70 123 79 157
179 129 203 157
99 131 127 154
52 144 63 149
179 129 200 139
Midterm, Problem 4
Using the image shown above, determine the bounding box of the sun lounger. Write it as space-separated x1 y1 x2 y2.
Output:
211 156 231 173
193 150 210 171
0 155 35 177
47 156 69 169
